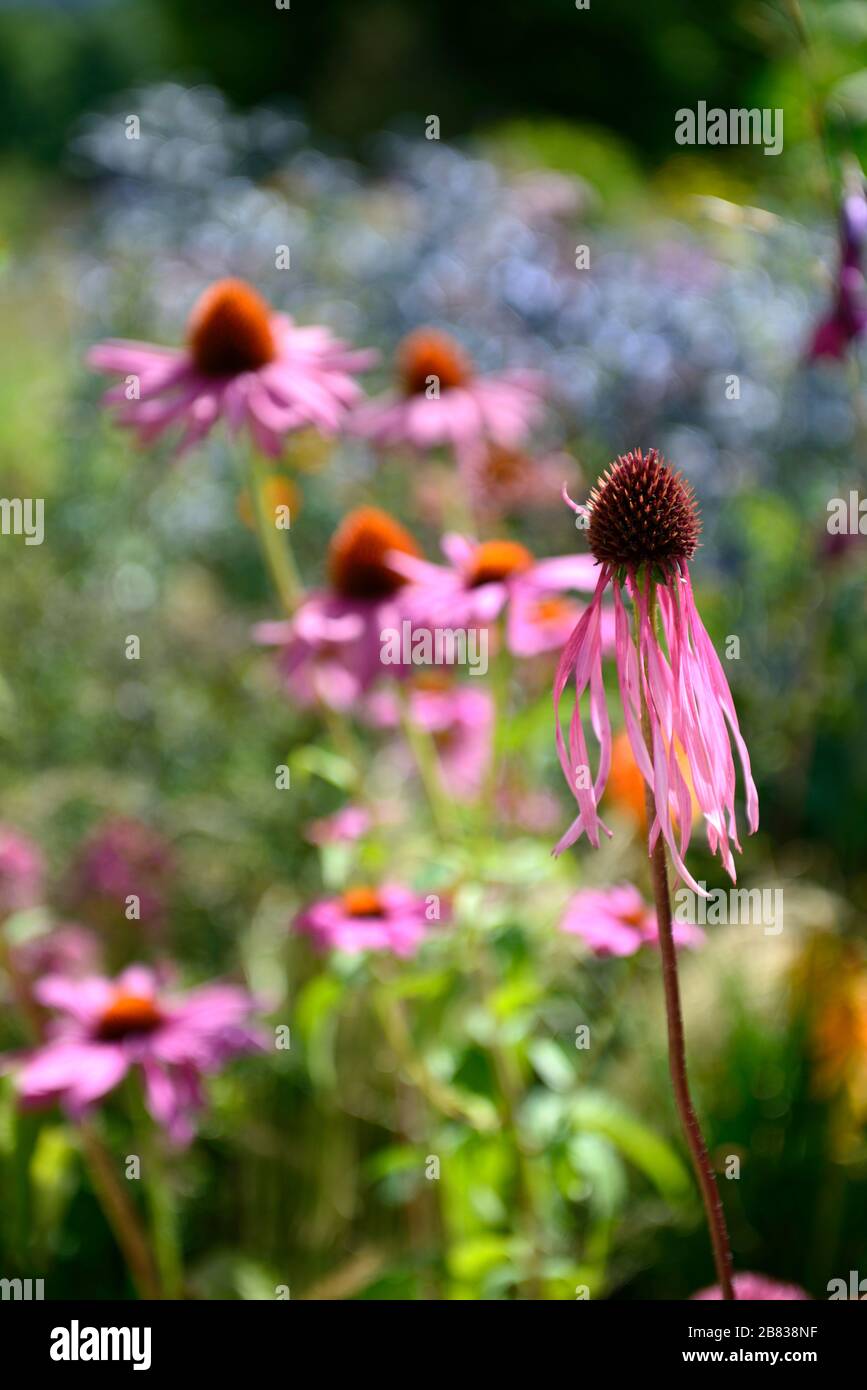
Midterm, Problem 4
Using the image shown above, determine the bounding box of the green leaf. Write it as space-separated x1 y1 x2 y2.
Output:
290 744 356 789
527 1038 576 1093
294 973 346 1088
570 1092 690 1200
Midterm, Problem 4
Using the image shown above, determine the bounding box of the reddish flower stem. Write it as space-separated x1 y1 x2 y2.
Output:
80 1123 163 1300
639 580 735 1300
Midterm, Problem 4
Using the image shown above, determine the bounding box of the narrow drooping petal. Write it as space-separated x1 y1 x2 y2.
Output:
553 449 758 892
552 567 613 852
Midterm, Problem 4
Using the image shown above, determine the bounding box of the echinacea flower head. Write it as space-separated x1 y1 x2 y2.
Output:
0 826 43 918
554 448 758 895
88 278 376 457
392 531 599 652
560 884 704 958
295 884 441 957
12 966 262 1145
352 327 545 459
692 1273 809 1301
255 506 422 709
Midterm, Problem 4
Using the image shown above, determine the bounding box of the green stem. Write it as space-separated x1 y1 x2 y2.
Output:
397 686 454 839
246 448 303 615
784 0 838 212
372 981 495 1132
79 1123 163 1300
143 1143 184 1299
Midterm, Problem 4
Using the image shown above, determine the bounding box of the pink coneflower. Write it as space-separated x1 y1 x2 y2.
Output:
0 826 43 918
560 884 704 958
255 506 422 709
554 446 757 1303
367 680 494 801
392 533 599 651
554 448 758 895
295 885 442 957
508 585 616 659
68 818 174 929
352 328 544 458
12 966 262 1145
88 278 376 457
463 442 579 520
692 1274 809 1301
13 925 101 981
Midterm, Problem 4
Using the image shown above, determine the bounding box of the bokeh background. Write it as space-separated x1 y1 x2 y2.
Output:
1 0 867 1300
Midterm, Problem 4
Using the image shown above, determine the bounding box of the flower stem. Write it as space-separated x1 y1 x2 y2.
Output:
79 1123 163 1300
637 580 735 1300
372 981 495 1132
643 823 735 1300
396 686 454 839
246 448 303 615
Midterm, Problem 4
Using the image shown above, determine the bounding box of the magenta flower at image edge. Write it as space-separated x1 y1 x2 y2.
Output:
295 885 445 958
87 277 377 457
692 1274 809 1301
560 884 705 958
809 180 867 360
0 824 44 917
7 967 264 1145
553 448 759 896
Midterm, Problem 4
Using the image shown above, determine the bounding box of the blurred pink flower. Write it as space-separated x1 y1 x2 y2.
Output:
463 443 580 520
352 327 544 459
306 805 371 845
0 826 43 918
256 507 421 710
554 450 758 894
392 533 599 651
295 885 442 957
692 1273 809 1300
560 884 704 958
13 966 262 1145
88 278 376 457
368 682 494 801
69 818 174 928
13 925 101 981
497 785 562 833
508 583 616 658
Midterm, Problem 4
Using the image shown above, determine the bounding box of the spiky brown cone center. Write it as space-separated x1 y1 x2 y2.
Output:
587 448 700 569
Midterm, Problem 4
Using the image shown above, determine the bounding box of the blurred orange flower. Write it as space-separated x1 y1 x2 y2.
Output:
237 475 300 532
604 728 700 832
